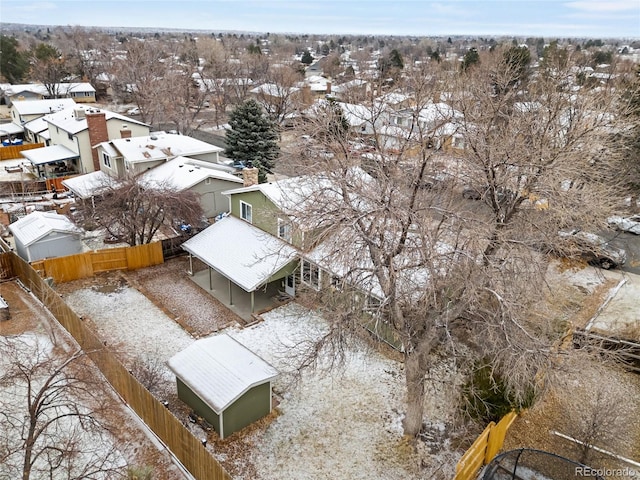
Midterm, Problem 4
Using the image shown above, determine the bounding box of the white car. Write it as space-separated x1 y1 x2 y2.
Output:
607 214 640 235
126 107 141 115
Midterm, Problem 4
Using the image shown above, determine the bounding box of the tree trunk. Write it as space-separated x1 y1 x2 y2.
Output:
402 350 426 437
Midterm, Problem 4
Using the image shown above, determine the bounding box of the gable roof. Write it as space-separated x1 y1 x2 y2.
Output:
168 334 278 414
11 99 77 117
181 215 298 292
100 133 223 164
9 211 81 247
140 156 242 191
44 106 147 135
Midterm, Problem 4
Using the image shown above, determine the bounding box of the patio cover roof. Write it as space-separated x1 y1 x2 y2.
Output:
181 215 298 292
61 171 115 199
20 144 78 165
167 334 278 414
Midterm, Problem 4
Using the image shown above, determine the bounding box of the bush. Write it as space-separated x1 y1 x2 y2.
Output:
462 363 535 423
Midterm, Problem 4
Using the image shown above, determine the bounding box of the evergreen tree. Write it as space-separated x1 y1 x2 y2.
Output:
0 35 28 83
225 99 280 183
301 50 314 65
461 47 480 71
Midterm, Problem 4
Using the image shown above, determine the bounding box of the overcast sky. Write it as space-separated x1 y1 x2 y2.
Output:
1 0 639 38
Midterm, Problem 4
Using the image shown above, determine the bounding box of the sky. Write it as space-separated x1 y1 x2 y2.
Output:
1 0 639 38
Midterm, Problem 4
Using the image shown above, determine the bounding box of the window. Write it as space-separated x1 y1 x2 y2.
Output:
301 259 320 290
102 152 111 168
277 219 292 242
240 200 252 223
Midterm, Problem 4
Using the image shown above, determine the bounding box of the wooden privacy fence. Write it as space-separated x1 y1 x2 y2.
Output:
31 242 164 283
0 142 44 160
454 411 518 480
5 252 231 480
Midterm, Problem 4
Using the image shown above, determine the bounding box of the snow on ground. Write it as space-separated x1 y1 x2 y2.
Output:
0 333 128 479
63 285 194 370
227 303 457 480
63 286 462 479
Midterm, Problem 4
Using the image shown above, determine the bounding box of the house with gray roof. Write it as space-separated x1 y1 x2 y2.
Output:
9 211 83 262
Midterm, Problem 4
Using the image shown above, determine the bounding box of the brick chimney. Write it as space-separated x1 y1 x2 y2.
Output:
301 84 312 106
86 112 109 172
242 162 259 187
120 124 132 139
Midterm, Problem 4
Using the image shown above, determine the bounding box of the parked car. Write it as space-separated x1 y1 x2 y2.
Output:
557 229 627 269
607 214 640 235
126 107 141 115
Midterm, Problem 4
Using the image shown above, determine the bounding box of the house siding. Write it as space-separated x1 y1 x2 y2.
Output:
190 178 241 219
222 382 272 439
176 378 272 439
176 377 221 434
229 191 305 249
229 191 279 234
19 232 82 263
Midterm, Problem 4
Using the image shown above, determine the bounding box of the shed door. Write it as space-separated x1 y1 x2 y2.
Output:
285 274 295 297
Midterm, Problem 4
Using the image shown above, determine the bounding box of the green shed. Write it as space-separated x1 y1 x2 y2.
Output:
168 334 278 439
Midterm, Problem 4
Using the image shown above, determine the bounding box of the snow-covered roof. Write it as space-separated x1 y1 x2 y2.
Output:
9 211 81 247
181 215 298 292
61 171 115 199
23 116 50 135
102 133 223 164
11 98 77 116
5 82 95 96
44 106 147 135
222 167 375 228
0 123 24 136
140 156 242 191
21 144 78 165
168 334 278 414
250 83 300 97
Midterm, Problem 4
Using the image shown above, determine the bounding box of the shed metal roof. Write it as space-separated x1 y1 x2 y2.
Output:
181 215 298 292
168 334 278 414
9 211 81 247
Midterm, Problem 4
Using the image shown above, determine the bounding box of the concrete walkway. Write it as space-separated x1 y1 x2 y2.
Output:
189 267 284 323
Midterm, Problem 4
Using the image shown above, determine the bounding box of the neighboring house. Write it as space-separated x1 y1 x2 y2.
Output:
21 106 150 179
168 334 278 440
140 156 243 218
2 82 96 106
331 79 369 102
95 132 225 177
9 211 83 262
10 99 77 127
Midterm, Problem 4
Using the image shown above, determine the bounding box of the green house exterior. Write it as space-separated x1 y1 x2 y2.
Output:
228 189 306 250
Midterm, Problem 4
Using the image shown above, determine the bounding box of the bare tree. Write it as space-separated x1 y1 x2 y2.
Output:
283 46 626 439
29 43 72 98
77 175 204 246
0 334 125 480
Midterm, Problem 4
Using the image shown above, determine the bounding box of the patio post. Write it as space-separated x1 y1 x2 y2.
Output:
209 267 213 290
228 279 233 305
251 291 255 313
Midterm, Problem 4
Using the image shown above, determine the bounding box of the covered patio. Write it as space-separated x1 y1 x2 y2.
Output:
182 215 299 322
